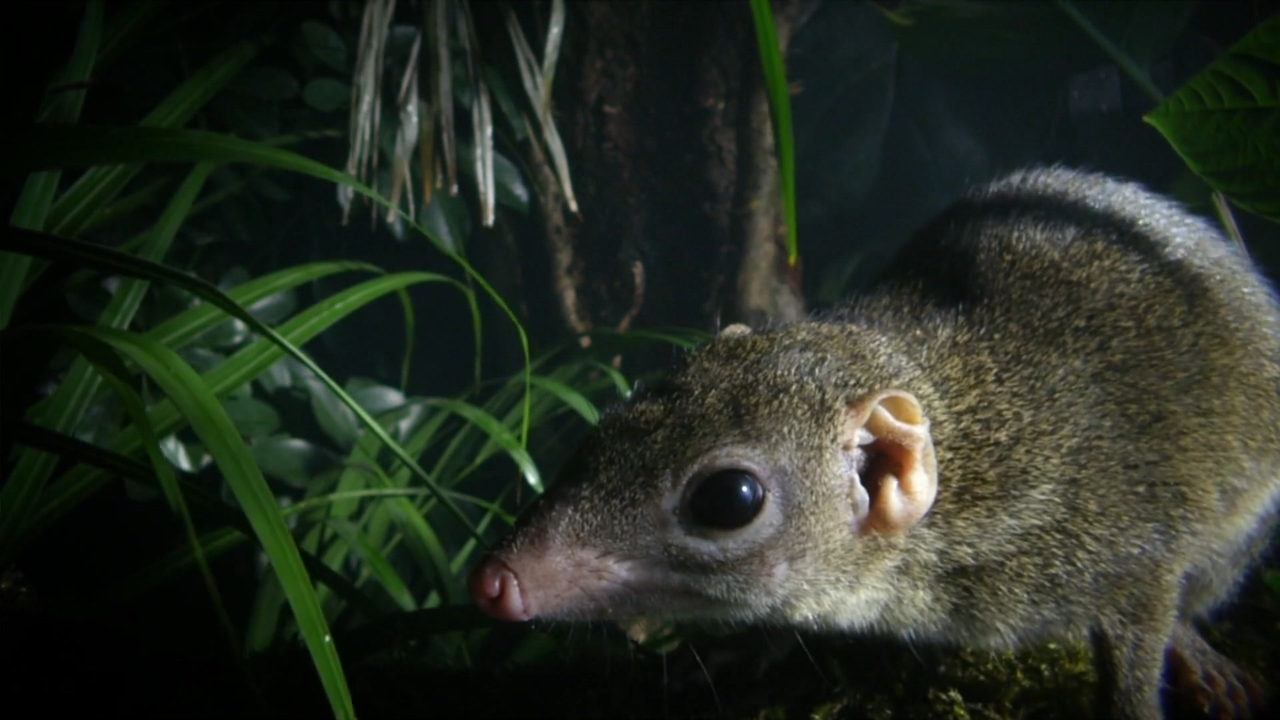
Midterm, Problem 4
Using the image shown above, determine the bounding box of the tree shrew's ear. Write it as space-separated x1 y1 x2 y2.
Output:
719 323 753 339
841 390 938 536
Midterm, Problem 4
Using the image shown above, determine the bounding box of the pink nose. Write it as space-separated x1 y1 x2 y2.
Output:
468 556 534 622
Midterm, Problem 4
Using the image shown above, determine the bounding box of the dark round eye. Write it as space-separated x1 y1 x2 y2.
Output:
686 470 766 530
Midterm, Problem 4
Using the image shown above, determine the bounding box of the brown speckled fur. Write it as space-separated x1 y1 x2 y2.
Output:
488 168 1280 719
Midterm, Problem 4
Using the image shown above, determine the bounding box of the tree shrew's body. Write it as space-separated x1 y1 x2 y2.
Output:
470 168 1280 719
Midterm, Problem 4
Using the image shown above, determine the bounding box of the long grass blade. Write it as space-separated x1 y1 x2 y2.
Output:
47 37 266 238
9 255 471 554
59 326 354 720
0 165 213 565
1 0 104 328
64 330 240 655
7 123 534 451
749 0 798 266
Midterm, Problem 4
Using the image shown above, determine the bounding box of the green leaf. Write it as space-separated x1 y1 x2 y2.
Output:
1 0 104 328
303 77 350 113
7 123 536 451
1143 14 1280 222
65 329 240 656
1264 570 1280 596
422 398 543 493
97 1 165 68
61 327 354 720
148 262 378 352
222 396 282 439
347 378 407 416
0 165 214 564
750 0 798 266
300 20 348 73
8 242 473 555
304 371 360 451
482 64 527 142
326 519 416 611
530 375 599 425
8 420 377 621
45 38 266 238
257 358 294 394
251 435 336 488
459 143 530 213
421 191 471 253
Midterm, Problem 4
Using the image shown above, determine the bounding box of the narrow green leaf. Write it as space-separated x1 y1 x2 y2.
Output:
1 0 103 328
38 0 104 123
423 398 542 492
7 123 535 450
326 519 416 611
530 375 599 425
9 419 377 620
589 360 633 399
749 0 798 265
46 38 267 238
0 166 213 563
62 326 354 720
97 1 165 69
13 264 473 557
148 262 379 350
65 330 240 656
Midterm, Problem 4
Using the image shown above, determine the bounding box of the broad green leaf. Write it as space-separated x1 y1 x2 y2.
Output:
421 191 470 253
347 379 407 416
483 64 527 142
1264 570 1280 596
223 396 282 439
303 77 350 113
459 143 530 213
180 347 230 375
1144 15 1280 222
251 436 337 488
147 262 379 351
9 419 376 620
304 372 360 451
300 20 348 73
246 566 288 653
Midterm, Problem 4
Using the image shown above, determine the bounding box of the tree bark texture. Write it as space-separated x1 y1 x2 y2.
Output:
524 0 804 341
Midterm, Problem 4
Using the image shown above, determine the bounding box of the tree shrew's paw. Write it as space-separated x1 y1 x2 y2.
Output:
1165 623 1266 720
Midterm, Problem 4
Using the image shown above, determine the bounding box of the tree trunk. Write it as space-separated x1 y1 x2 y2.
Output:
523 0 804 342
